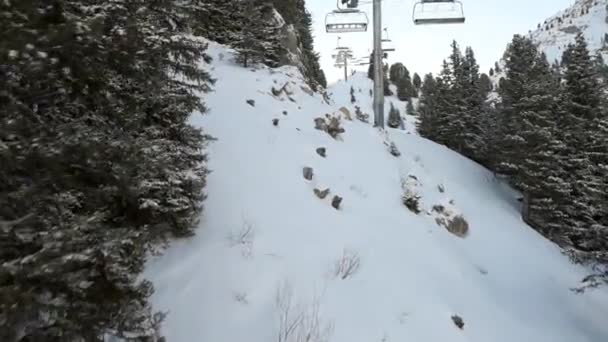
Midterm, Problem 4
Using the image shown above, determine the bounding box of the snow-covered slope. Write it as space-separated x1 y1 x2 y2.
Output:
530 0 607 64
144 42 608 342
489 0 606 90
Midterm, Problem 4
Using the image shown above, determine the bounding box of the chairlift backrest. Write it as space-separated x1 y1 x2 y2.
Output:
326 11 369 33
326 0 369 33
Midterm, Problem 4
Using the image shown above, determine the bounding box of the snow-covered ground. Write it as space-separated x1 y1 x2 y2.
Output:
144 42 608 342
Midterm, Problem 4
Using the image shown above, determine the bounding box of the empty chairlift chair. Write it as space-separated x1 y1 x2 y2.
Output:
326 0 369 33
382 28 396 52
413 0 466 25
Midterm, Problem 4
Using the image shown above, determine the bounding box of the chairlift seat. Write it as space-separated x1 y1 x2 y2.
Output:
413 0 465 25
381 39 396 52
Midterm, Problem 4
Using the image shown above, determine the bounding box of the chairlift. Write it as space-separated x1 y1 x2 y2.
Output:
326 0 369 33
382 28 396 52
413 0 465 25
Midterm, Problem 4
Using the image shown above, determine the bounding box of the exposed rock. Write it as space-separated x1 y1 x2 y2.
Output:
438 184 445 193
303 167 314 181
282 110 288 115
327 117 345 138
355 106 369 123
451 315 465 330
246 99 255 107
272 118 279 126
314 116 344 139
316 147 327 158
314 188 331 199
331 195 343 210
314 117 328 131
447 215 469 238
388 142 400 157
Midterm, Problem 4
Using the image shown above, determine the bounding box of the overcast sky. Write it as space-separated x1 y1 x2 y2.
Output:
307 0 574 84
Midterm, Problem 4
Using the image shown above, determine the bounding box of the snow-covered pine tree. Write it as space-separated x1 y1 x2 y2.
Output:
418 73 449 141
234 1 285 68
389 63 407 84
1 1 212 340
479 73 492 93
494 35 540 178
393 64 416 101
559 34 608 285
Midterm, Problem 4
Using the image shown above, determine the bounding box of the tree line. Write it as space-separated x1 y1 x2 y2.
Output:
418 34 608 289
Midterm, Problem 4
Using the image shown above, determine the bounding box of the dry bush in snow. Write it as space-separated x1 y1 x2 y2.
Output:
333 249 361 280
276 283 334 342
227 222 255 257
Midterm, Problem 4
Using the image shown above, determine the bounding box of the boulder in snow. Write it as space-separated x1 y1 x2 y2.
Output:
432 205 469 238
314 117 327 131
451 315 465 330
272 118 279 126
246 99 255 107
314 188 331 200
303 167 314 181
316 147 327 158
332 195 343 210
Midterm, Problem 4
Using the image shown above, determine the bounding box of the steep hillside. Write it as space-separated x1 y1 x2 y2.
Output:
489 0 606 88
530 0 607 63
144 42 608 342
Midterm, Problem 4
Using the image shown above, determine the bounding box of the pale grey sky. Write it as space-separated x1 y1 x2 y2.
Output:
308 0 574 83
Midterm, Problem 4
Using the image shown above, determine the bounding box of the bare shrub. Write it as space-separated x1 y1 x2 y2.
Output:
233 291 249 305
276 283 334 342
333 249 361 280
227 222 255 257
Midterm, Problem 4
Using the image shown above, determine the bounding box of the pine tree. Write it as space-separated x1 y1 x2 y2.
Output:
412 72 422 94
418 73 449 141
389 63 407 83
396 72 415 101
495 35 540 177
479 73 493 94
383 63 393 96
387 102 402 128
559 33 608 275
234 1 285 68
1 1 212 339
367 53 374 80
406 101 416 116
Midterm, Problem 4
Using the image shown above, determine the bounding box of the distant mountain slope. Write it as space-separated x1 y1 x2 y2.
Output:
529 0 607 63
